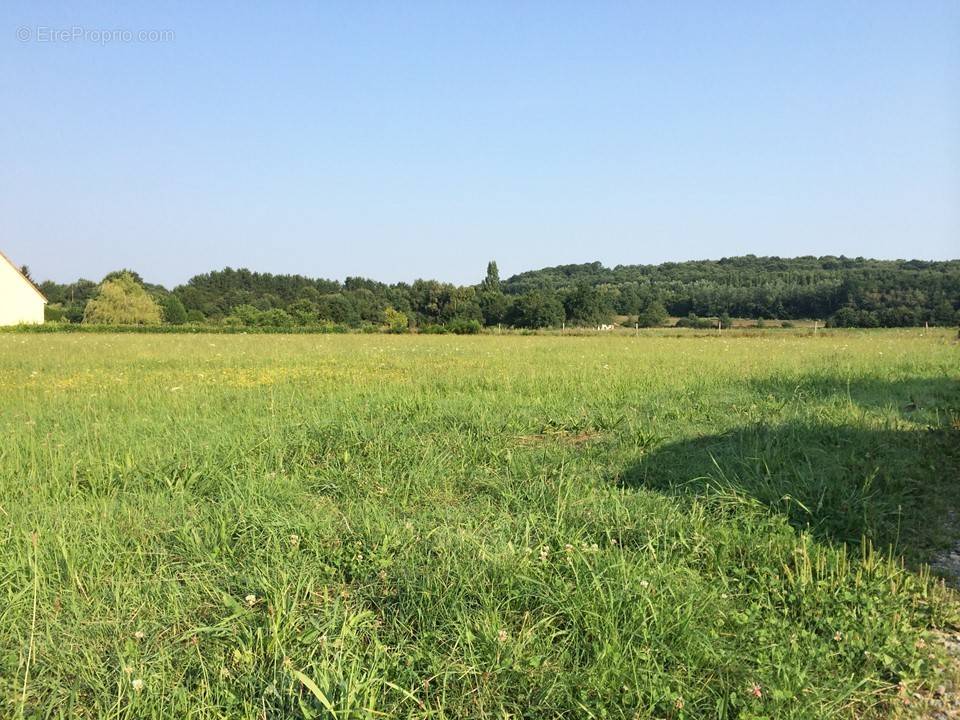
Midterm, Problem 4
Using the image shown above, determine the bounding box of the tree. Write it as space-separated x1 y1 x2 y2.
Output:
103 269 146 285
288 299 318 325
637 300 668 327
162 295 188 324
384 306 409 333
229 304 261 326
480 261 501 292
933 300 957 325
317 294 361 325
510 291 565 328
438 286 483 324
27 256 960 330
479 290 510 326
563 283 613 326
258 308 294 327
83 273 162 325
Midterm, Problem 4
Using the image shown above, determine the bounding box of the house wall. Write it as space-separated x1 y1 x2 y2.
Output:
0 259 44 325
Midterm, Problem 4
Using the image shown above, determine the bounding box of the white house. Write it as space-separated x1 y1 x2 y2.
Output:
0 251 46 325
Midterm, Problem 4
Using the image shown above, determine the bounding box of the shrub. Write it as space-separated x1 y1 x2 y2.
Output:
44 305 66 322
675 313 715 329
384 307 409 333
447 319 482 335
256 309 294 327
288 299 319 325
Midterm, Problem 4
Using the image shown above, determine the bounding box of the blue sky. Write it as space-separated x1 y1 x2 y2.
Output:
2 1 958 287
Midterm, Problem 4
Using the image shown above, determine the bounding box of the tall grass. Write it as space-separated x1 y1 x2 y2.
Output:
1 330 958 718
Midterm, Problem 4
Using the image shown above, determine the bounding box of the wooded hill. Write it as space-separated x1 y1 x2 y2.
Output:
38 255 960 329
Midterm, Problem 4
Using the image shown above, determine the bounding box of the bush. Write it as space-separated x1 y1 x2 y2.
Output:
384 307 409 333
44 305 66 322
675 313 715 329
256 309 294 327
447 319 482 335
419 324 450 334
288 299 319 325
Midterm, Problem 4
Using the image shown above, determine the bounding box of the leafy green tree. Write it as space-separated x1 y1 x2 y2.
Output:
83 273 162 325
229 305 262 326
384 306 409 333
30 256 960 330
438 286 482 323
933 300 957 325
637 301 668 327
288 299 318 325
480 261 501 292
479 290 510 326
510 291 565 328
162 295 188 324
317 294 361 325
258 308 294 327
563 283 613 326
102 269 146 285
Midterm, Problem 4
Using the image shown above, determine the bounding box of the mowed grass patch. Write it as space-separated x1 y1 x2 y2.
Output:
1 330 959 718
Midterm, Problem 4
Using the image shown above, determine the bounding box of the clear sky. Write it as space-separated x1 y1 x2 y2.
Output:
2 1 958 288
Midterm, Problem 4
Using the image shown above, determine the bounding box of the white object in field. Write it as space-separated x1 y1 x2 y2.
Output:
0 251 46 325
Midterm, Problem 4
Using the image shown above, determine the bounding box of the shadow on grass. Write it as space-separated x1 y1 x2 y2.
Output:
619 377 960 565
748 374 960 418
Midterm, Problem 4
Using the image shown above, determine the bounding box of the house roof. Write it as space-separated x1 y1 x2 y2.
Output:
0 250 48 303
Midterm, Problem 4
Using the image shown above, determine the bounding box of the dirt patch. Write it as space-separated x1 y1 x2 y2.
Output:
516 430 601 447
903 629 960 718
930 513 960 590
932 550 960 589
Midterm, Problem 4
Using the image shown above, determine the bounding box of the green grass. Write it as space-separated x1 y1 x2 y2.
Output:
2 329 959 719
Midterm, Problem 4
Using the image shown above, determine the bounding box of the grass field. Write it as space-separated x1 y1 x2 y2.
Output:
2 330 959 719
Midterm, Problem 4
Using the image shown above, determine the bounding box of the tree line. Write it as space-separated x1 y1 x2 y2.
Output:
36 255 960 330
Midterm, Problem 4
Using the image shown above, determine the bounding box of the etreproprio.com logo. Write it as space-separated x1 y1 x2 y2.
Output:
17 26 175 45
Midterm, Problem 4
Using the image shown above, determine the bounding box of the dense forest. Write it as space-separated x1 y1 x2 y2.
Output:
36 256 960 330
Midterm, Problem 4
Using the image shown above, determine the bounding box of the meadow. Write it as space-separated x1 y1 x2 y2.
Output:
2 329 959 719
